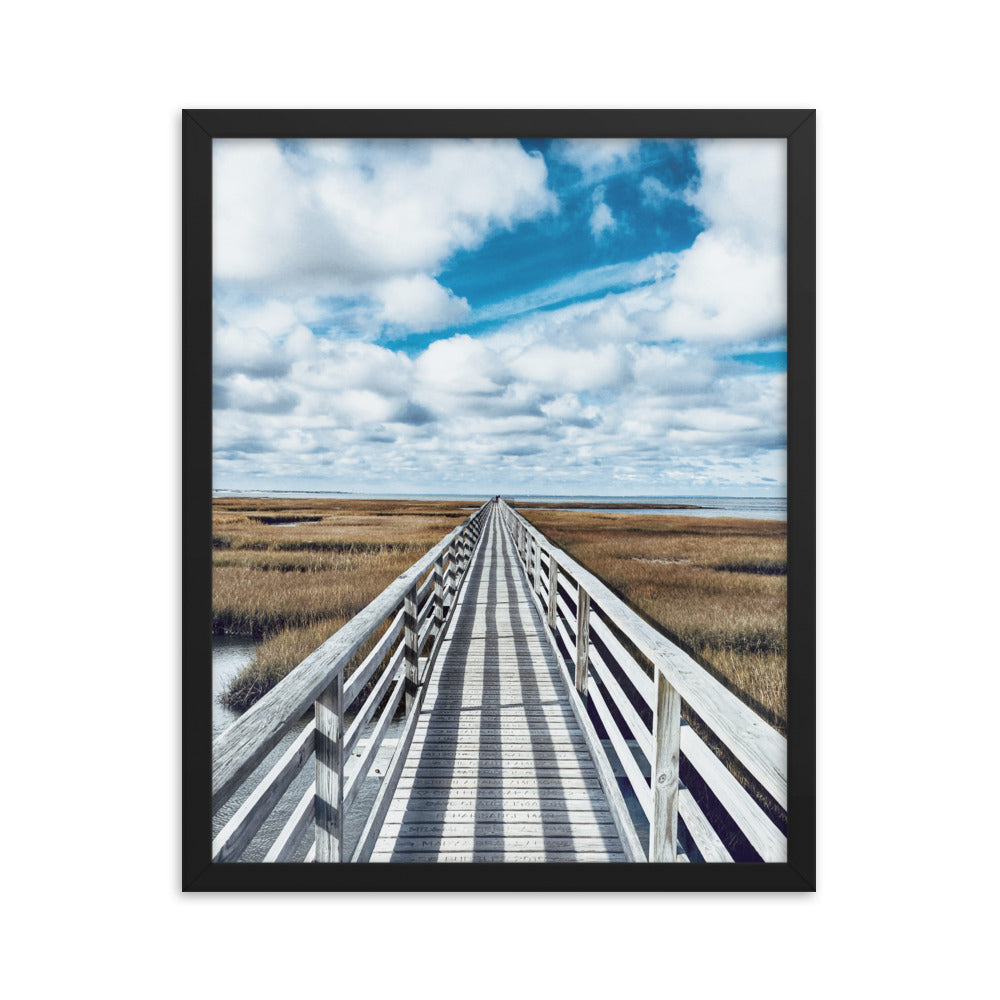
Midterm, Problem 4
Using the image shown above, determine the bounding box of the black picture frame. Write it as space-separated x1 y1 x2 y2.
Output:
182 109 815 892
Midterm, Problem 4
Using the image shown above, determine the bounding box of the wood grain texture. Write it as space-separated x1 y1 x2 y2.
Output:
650 669 681 862
212 504 488 812
263 782 315 863
374 505 625 863
500 501 787 810
314 673 344 862
213 497 787 867
211 723 315 863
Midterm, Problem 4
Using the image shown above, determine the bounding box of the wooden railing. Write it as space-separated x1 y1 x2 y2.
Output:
497 499 787 863
211 500 492 863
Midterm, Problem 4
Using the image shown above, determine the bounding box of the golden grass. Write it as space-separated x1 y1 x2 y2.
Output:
518 509 787 731
213 498 472 709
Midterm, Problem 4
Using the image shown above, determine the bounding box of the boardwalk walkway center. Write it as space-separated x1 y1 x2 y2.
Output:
212 499 787 863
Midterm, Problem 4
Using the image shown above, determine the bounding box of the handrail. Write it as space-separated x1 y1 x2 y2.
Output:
211 499 492 862
497 499 787 863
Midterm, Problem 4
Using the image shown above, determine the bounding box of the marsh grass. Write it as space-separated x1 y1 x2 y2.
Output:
213 498 470 710
519 509 788 730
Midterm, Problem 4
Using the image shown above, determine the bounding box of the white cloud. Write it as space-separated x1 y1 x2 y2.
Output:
589 186 617 240
553 138 641 180
414 335 512 399
506 341 632 394
376 274 470 331
653 230 785 342
640 175 674 207
214 325 290 378
686 138 785 253
214 138 556 296
212 138 787 494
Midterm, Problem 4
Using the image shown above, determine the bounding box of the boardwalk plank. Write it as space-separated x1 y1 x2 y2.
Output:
374 507 623 863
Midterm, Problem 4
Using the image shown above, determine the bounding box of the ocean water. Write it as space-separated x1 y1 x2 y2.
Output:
213 490 786 521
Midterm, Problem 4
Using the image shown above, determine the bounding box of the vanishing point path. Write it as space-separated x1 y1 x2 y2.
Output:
211 497 787 868
373 505 625 862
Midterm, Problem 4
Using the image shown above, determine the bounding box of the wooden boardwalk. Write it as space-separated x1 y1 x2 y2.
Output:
372 505 625 862
212 497 787 867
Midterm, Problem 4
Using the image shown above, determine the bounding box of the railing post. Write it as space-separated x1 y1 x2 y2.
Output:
547 554 558 629
650 670 682 862
315 673 344 862
403 582 419 714
433 555 444 636
575 585 590 695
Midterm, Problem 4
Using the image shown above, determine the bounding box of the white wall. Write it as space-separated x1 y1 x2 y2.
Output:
4 3 995 996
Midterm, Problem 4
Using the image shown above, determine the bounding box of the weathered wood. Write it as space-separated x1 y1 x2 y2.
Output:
433 556 444 633
587 677 652 822
403 582 419 716
534 612 647 860
678 789 733 863
212 504 486 811
415 572 433 614
314 673 344 863
588 607 655 711
211 723 315 863
575 585 591 695
392 789 610 804
343 646 404 757
371 851 627 863
588 643 653 763
407 747 593 761
383 821 619 838
415 587 436 636
650 670 682 863
680 725 786 862
547 555 558 628
341 609 404 710
396 776 603 789
386 836 618 852
413 735 583 746
384 807 612 823
263 781 315 863
401 764 597 777
351 656 429 863
367 505 630 863
505 502 787 810
343 669 407 813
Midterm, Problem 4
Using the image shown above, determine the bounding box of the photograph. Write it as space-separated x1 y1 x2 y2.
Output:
184 110 815 890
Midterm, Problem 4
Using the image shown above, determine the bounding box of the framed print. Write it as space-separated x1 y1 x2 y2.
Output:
182 109 815 891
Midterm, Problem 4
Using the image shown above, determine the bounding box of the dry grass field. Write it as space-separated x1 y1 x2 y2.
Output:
517 508 788 731
214 497 787 742
213 498 473 709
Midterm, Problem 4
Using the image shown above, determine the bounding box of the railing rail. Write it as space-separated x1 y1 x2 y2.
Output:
497 499 787 863
211 499 492 863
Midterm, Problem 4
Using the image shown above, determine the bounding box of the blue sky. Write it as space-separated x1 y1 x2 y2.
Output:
213 137 786 495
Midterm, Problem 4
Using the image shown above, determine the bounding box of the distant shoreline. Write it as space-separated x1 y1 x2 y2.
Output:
514 501 711 511
211 491 787 522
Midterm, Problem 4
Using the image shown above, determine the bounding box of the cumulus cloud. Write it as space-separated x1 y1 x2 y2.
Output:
214 138 556 296
212 138 787 494
552 138 641 180
653 230 785 342
685 138 785 253
589 186 617 241
646 138 786 343
376 274 470 331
